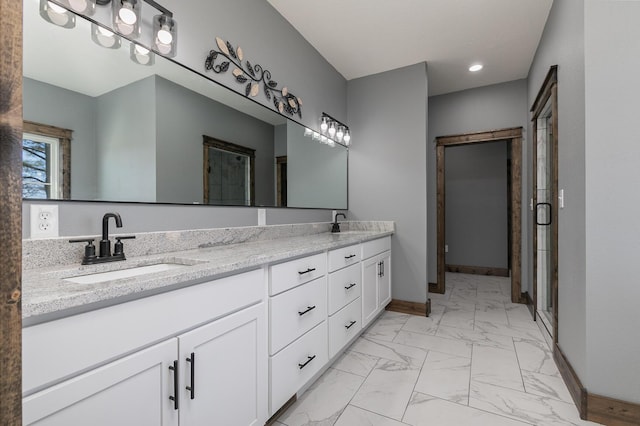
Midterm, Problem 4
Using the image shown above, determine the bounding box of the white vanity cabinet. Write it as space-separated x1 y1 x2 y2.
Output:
361 237 392 327
23 269 267 426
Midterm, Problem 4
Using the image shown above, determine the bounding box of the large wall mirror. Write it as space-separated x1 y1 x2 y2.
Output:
22 0 348 209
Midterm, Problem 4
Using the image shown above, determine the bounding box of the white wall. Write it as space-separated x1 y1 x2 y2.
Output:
527 0 587 381
584 0 640 403
347 63 428 303
445 141 508 269
428 79 529 288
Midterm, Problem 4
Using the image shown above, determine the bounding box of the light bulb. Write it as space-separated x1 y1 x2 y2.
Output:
157 25 173 45
304 128 312 137
135 45 150 55
48 1 67 13
320 117 328 133
328 122 336 137
312 131 320 140
119 2 137 25
321 135 328 144
343 130 351 145
68 0 87 11
98 26 115 37
336 126 344 142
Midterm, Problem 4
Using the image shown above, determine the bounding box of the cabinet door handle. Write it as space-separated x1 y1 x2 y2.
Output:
344 282 356 290
378 261 383 277
298 267 316 275
344 254 356 259
298 305 316 316
298 355 316 369
186 352 195 400
345 320 357 329
169 360 179 410
381 261 385 277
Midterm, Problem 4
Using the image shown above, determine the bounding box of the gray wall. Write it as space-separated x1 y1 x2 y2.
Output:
347 63 428 303
527 0 587 382
96 76 157 202
445 141 508 269
427 79 529 289
154 76 275 205
584 0 640 403
287 121 348 209
23 0 348 238
23 77 98 200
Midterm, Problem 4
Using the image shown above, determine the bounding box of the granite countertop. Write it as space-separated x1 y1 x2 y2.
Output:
22 228 392 324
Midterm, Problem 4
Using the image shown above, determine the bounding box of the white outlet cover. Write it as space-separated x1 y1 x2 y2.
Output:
30 204 59 238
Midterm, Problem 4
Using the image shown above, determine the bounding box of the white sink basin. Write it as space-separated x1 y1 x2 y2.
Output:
64 263 187 284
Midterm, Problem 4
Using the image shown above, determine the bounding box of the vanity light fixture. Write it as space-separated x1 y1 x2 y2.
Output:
320 112 351 146
130 42 155 66
112 0 141 38
39 0 76 28
91 23 122 49
153 13 177 56
469 63 483 72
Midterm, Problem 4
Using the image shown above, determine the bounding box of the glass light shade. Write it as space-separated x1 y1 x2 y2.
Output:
320 135 328 144
153 14 177 57
335 126 344 142
343 130 351 145
91 23 122 49
320 117 328 133
130 43 155 66
304 128 313 137
112 0 141 37
60 0 95 15
40 0 76 28
328 122 336 137
327 139 335 147
312 131 321 141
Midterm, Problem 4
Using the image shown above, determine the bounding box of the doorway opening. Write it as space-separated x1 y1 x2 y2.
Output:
432 127 524 304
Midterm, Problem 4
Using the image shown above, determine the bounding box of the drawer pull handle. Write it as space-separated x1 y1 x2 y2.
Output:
344 283 356 290
298 305 316 316
298 267 316 275
298 355 316 369
345 320 357 329
344 254 356 259
169 360 179 410
186 352 195 400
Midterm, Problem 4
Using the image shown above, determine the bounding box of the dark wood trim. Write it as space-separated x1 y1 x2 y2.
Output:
0 0 23 422
202 135 256 206
554 344 587 418
426 298 431 317
587 394 640 426
428 282 438 293
276 155 287 207
435 144 445 294
445 264 509 277
523 291 534 316
266 394 297 425
435 127 523 302
531 65 558 117
23 121 73 199
435 127 522 147
385 299 429 317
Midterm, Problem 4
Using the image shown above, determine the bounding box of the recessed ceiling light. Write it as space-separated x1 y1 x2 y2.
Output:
469 64 483 72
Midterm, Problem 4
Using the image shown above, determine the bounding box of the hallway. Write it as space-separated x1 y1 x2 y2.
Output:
274 273 601 425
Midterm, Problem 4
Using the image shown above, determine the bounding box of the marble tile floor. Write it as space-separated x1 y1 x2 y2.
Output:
273 273 602 426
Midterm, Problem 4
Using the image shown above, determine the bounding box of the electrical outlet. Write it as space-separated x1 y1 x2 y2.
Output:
30 204 59 238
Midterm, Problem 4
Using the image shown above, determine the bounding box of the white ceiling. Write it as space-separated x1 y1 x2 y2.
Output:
267 0 553 96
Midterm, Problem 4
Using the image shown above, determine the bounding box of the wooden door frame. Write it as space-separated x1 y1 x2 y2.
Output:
0 0 24 423
531 65 559 341
433 127 523 304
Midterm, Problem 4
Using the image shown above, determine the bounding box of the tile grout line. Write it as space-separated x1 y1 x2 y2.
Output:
399 348 430 422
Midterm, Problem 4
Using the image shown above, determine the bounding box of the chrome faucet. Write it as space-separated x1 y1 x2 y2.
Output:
69 212 135 265
332 213 347 233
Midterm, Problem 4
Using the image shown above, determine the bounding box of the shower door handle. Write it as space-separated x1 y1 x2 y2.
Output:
536 202 552 226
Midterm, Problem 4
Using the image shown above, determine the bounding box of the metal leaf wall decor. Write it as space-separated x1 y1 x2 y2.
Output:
205 37 302 119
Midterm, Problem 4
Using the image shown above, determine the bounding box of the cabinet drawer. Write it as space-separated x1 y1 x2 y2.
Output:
270 321 328 415
23 269 263 395
328 298 362 359
328 263 361 315
362 236 391 259
328 244 361 272
270 253 326 296
270 277 327 355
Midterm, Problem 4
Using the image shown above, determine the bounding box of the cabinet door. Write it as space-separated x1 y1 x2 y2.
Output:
378 251 392 308
361 256 379 327
178 302 267 426
23 340 178 426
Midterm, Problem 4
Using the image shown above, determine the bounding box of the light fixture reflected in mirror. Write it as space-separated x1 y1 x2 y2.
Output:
39 0 76 28
130 43 155 66
59 0 96 15
91 23 122 49
343 129 351 145
112 0 141 37
153 14 177 57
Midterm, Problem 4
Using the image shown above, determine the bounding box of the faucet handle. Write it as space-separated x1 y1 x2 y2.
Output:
113 235 136 257
69 238 97 264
